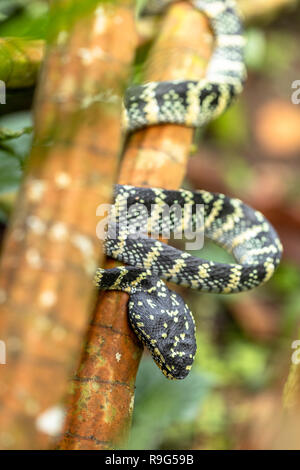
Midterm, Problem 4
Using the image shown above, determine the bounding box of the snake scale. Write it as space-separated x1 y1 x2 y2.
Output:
95 0 283 379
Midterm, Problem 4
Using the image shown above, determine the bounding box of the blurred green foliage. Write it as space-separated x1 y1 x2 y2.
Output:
0 111 32 221
0 0 49 39
127 358 213 449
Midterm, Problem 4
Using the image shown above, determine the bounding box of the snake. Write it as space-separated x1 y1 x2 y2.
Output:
94 0 283 380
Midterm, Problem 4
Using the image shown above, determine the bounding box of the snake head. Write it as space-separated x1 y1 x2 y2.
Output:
128 277 197 380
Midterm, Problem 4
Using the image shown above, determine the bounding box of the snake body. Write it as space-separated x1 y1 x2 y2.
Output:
95 0 283 380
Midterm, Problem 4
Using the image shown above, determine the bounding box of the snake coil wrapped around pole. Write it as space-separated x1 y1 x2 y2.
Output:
95 0 283 380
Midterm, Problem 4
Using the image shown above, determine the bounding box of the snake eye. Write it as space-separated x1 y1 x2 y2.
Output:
128 278 197 380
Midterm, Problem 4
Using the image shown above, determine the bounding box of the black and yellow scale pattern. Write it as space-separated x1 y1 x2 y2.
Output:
95 0 283 380
123 0 247 131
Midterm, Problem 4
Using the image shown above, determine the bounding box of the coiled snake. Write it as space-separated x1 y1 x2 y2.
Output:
95 0 283 379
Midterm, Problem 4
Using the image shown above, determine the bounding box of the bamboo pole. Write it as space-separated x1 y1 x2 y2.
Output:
60 1 214 450
0 0 137 450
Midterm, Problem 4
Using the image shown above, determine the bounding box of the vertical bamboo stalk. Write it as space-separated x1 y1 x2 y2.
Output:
0 0 137 450
60 2 214 450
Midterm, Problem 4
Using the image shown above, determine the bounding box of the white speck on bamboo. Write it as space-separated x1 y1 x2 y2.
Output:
55 172 71 188
72 233 94 258
57 76 76 102
85 259 98 277
57 30 68 45
129 394 135 412
26 216 46 235
36 406 65 436
39 290 57 308
27 179 46 202
49 222 68 241
94 6 107 35
81 89 120 109
26 248 42 269
78 48 94 65
78 46 105 65
115 352 122 362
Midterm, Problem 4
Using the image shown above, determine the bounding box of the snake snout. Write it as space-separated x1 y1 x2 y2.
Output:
128 279 197 380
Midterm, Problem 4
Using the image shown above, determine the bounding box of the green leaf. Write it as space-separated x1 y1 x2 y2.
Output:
136 0 148 16
0 112 32 217
0 126 32 140
127 358 213 449
208 101 249 148
225 341 269 388
188 239 235 264
0 148 22 193
223 154 254 194
245 28 267 71
0 0 49 39
270 262 300 295
0 110 32 164
196 392 227 435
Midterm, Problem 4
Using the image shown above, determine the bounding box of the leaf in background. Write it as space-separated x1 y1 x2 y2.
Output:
245 28 267 71
188 239 235 264
208 101 249 148
0 0 23 24
0 206 8 223
0 0 49 39
196 392 227 435
0 111 32 220
270 262 300 295
223 153 254 194
194 330 233 386
264 31 297 76
0 148 22 193
194 324 271 390
0 110 32 164
225 340 269 389
127 357 213 450
0 125 32 140
282 291 300 336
